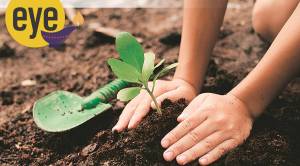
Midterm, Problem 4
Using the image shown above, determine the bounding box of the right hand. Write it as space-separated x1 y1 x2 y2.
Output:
112 78 198 132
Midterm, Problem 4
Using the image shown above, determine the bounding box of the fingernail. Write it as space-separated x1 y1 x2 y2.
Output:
177 155 187 165
199 157 207 165
128 122 134 129
112 126 118 132
163 151 174 161
128 120 136 129
161 139 169 148
178 113 187 120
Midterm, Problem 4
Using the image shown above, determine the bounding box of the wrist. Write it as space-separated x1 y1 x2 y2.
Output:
226 92 256 122
227 90 262 119
173 75 201 94
174 65 205 93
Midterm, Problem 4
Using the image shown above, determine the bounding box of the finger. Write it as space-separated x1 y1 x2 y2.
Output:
199 139 238 165
149 81 178 109
161 111 208 149
162 119 217 162
175 132 229 165
112 92 145 132
177 94 210 122
127 95 152 129
150 89 181 109
128 82 176 129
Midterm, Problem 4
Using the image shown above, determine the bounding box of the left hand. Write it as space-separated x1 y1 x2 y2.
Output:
161 93 254 165
112 79 197 132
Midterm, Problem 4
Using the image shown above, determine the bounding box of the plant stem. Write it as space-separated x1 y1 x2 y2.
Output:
144 84 162 115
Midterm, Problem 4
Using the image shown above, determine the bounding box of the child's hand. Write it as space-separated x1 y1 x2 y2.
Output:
112 79 197 132
161 93 253 165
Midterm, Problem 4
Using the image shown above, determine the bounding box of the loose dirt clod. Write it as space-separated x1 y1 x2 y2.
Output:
219 26 234 39
85 31 115 48
0 91 14 105
21 80 37 87
0 41 15 58
159 31 181 46
81 143 98 156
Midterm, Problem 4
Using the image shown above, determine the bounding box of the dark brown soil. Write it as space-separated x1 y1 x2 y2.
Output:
79 99 189 166
0 97 187 165
0 63 238 166
1 63 300 166
1 1 300 165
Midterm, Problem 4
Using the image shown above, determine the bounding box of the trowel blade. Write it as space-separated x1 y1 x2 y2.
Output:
33 90 112 132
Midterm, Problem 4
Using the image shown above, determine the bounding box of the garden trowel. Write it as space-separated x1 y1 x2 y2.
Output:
33 79 129 132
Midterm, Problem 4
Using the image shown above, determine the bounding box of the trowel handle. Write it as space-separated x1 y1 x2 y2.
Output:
82 79 129 109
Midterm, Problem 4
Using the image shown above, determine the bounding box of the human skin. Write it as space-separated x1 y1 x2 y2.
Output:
112 0 226 131
252 0 300 42
162 1 300 165
113 0 300 165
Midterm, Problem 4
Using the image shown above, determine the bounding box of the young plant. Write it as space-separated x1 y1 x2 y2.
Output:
108 32 178 114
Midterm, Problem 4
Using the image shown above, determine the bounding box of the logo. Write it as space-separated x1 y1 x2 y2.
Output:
5 0 84 48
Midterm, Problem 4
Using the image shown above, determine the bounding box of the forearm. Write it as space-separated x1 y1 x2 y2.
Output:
174 0 228 92
230 2 300 118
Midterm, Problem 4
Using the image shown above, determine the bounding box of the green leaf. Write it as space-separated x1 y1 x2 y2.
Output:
116 32 144 72
117 87 141 102
154 63 178 81
152 63 178 92
141 52 155 82
108 58 141 83
154 59 165 69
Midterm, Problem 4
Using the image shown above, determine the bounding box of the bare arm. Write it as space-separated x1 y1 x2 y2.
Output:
161 2 300 166
175 0 228 92
230 2 300 118
113 0 228 132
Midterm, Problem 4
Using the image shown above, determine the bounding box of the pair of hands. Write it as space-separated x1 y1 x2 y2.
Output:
113 79 254 165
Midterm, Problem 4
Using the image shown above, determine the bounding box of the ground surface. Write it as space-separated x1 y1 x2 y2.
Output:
1 1 300 165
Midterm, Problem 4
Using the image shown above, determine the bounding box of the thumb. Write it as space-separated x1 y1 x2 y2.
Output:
150 89 182 109
177 93 210 122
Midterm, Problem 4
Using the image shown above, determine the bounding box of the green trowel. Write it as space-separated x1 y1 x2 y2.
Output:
33 79 129 132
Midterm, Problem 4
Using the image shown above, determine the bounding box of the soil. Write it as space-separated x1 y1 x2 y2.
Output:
1 0 300 165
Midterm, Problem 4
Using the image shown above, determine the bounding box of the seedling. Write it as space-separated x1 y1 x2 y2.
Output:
33 32 177 132
108 32 178 114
